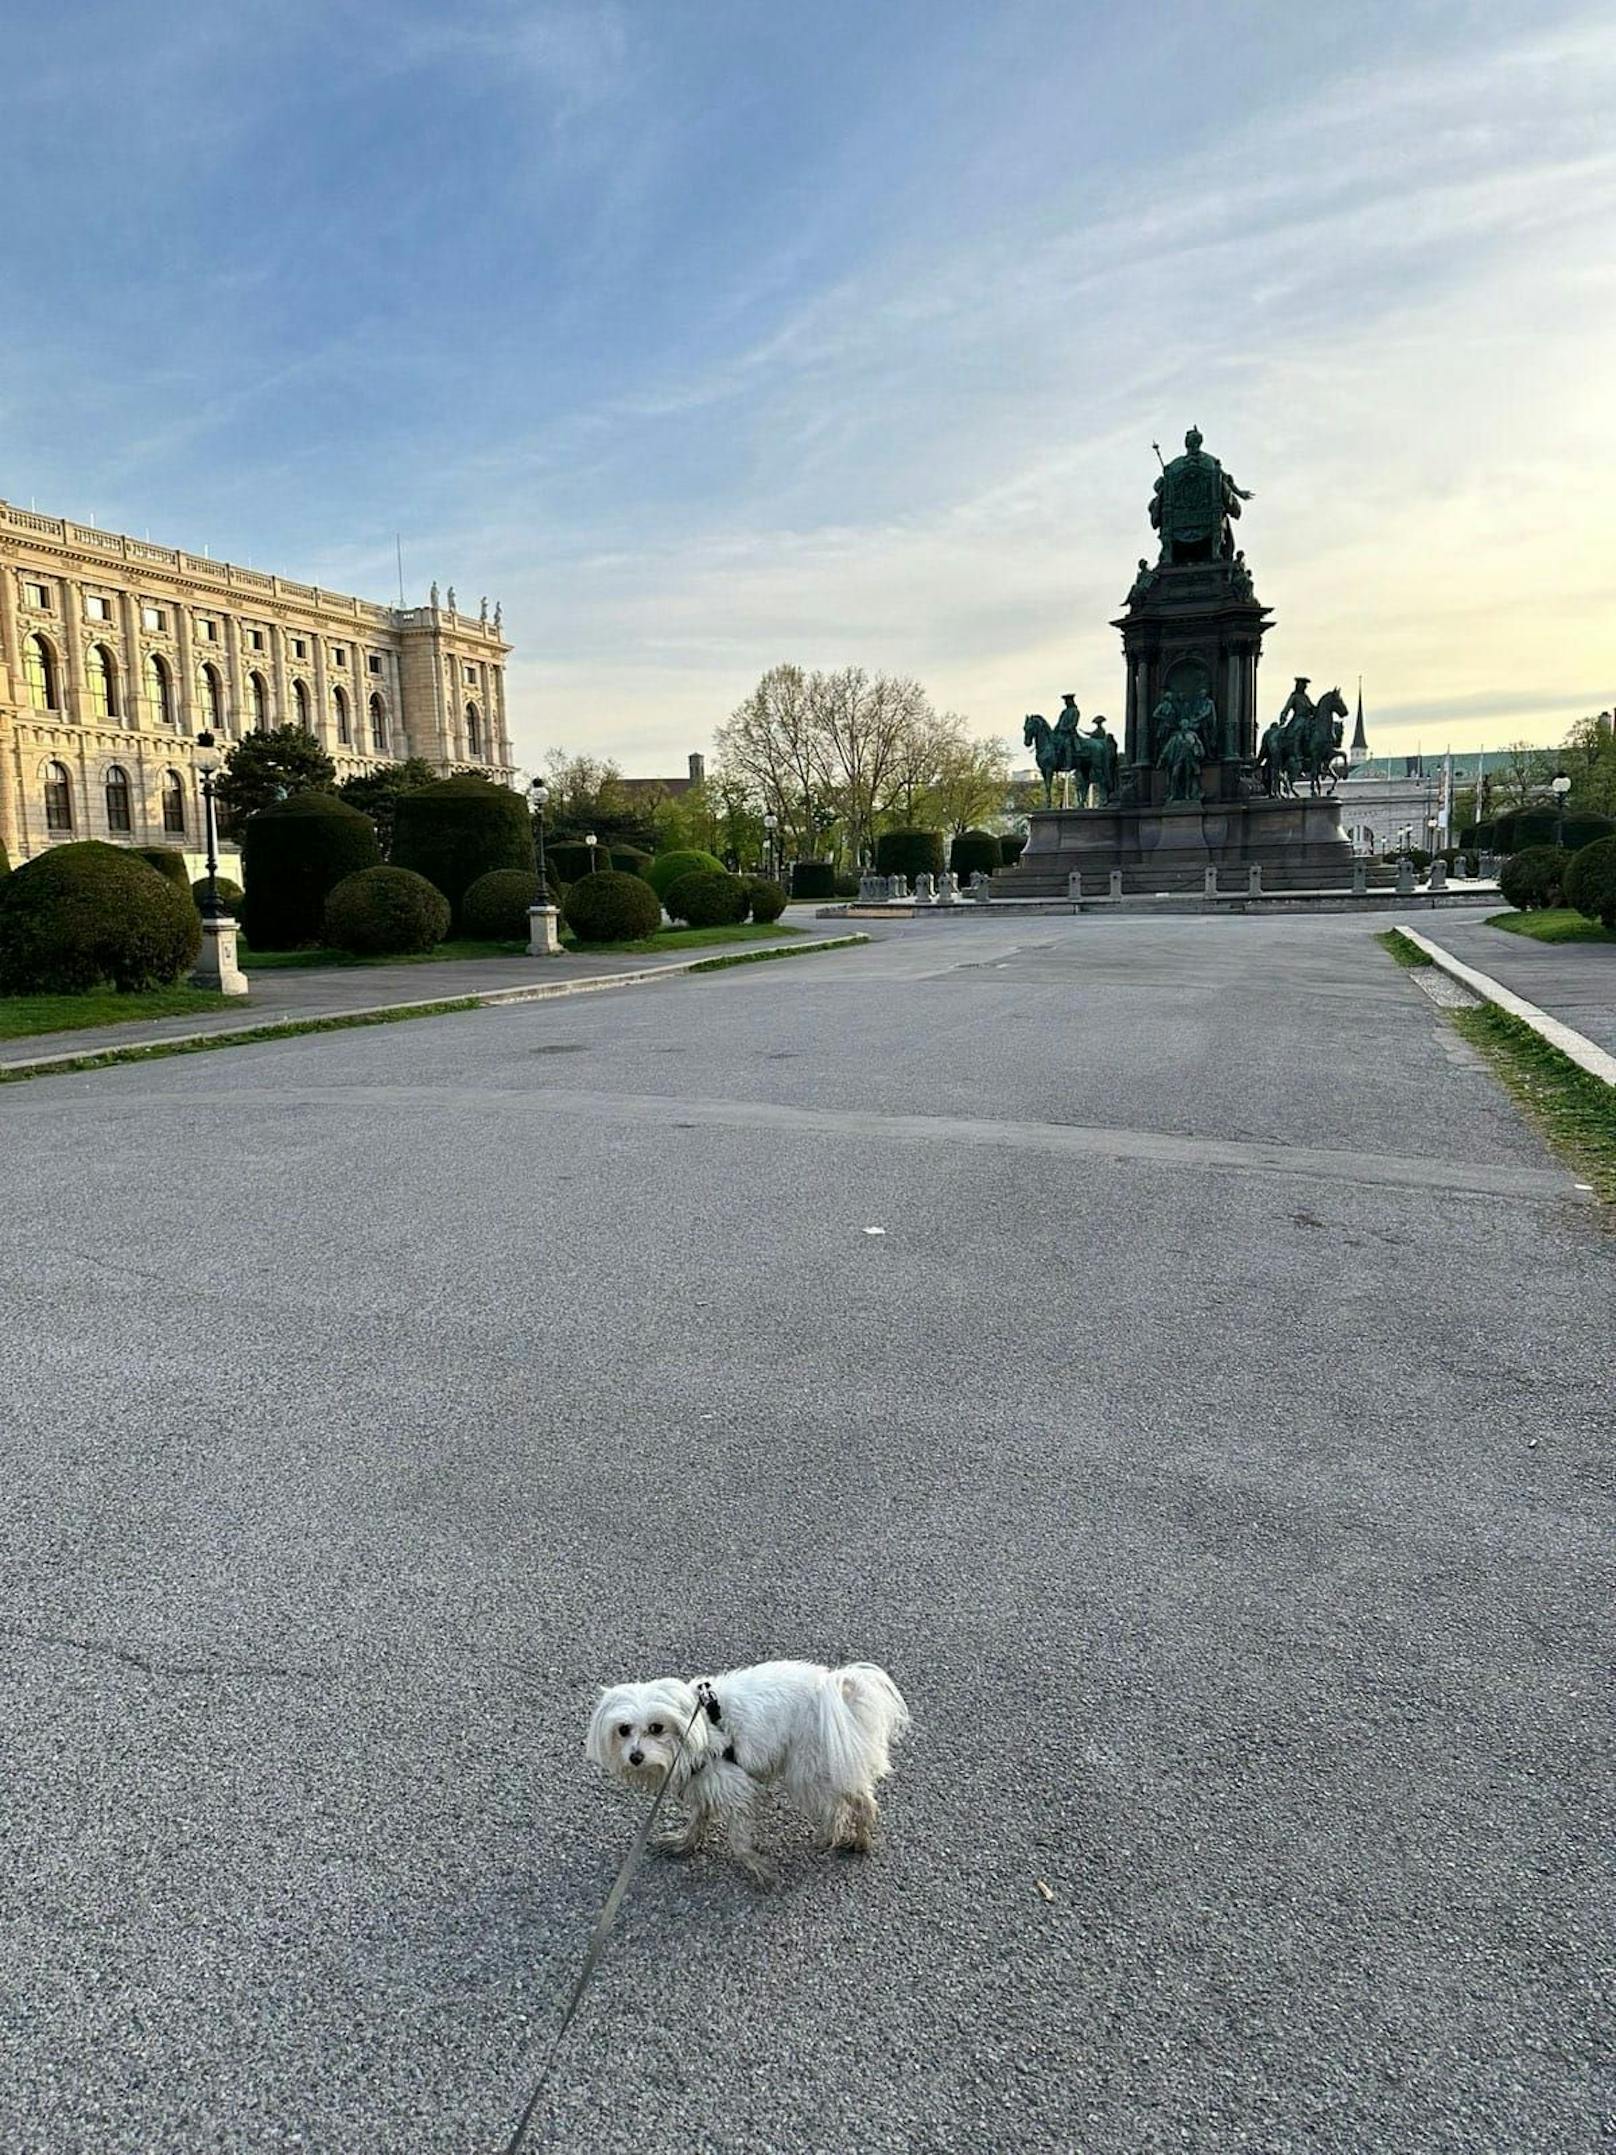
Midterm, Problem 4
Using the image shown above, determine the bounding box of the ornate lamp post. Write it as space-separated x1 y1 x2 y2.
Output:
529 776 550 894
527 775 561 957
190 728 248 995
1551 771 1571 849
586 830 599 875
763 810 778 882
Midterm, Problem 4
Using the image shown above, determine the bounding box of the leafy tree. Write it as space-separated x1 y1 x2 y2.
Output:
215 726 335 836
914 731 1012 834
1561 712 1616 818
542 751 659 851
336 758 442 856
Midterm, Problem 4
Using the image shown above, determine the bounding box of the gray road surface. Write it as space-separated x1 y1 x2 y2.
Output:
1 913 1608 2153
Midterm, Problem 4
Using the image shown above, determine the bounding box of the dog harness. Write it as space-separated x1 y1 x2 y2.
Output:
687 1681 738 1775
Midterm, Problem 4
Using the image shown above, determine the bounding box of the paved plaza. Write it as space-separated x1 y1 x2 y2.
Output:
1 912 1607 2152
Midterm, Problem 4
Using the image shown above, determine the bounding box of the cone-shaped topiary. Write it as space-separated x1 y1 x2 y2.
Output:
746 878 788 923
874 828 945 880
461 867 550 939
1564 835 1616 930
391 774 534 929
323 866 450 955
1498 844 1570 912
0 841 201 993
950 829 1002 882
663 868 750 926
646 848 726 903
242 791 381 949
192 875 246 915
563 869 661 943
789 859 834 899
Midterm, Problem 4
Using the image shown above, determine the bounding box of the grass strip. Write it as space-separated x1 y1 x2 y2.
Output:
687 934 869 974
1451 1004 1616 1204
0 998 484 1086
568 922 797 955
0 984 232 1041
1376 928 1434 968
1485 908 1616 946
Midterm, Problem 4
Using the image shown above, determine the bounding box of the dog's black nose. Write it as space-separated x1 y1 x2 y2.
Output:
628 1749 644 1767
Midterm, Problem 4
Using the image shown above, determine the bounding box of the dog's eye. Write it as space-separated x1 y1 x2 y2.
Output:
647 1722 664 1736
617 1723 632 1738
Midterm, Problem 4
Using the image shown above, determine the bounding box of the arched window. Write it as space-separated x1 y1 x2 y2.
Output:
161 769 186 835
333 685 351 745
145 652 174 729
369 693 387 754
44 760 73 831
250 671 269 732
23 633 57 710
293 679 311 732
200 663 225 735
465 702 482 759
86 643 119 721
103 758 131 823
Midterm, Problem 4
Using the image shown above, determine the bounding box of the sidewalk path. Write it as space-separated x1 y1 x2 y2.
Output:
1416 913 1616 1057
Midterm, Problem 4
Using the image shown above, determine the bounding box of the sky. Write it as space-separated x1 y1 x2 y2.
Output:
4 0 1613 777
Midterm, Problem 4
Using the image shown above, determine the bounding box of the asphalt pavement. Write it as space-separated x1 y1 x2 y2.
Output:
1419 913 1616 1058
1 911 1608 2153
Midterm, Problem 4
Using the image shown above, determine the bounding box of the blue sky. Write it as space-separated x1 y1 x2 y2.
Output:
5 0 1613 772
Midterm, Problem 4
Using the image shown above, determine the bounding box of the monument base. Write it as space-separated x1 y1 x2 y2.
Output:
190 914 249 996
527 904 563 957
997 794 1388 898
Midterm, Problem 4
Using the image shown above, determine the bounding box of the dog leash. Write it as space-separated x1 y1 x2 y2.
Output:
498 1685 716 2155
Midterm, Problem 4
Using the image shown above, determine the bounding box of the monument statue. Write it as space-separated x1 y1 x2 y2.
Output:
1086 716 1118 803
1126 557 1157 604
1258 680 1350 797
1149 426 1253 564
446 585 456 612
1157 713 1206 802
480 595 489 625
430 579 439 607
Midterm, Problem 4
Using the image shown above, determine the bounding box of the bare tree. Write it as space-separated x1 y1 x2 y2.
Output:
713 664 827 857
813 668 929 862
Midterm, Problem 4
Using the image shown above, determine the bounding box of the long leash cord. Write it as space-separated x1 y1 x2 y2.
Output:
498 1690 709 2155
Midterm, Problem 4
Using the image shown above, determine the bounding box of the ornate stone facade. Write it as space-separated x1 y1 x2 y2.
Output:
0 498 514 865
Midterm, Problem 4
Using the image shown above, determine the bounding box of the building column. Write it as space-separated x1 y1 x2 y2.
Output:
223 611 246 737
60 575 87 720
273 621 291 733
313 635 332 749
175 606 197 736
120 589 144 735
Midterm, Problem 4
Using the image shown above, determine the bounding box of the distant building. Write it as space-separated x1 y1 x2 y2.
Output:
0 495 513 865
616 751 706 802
1340 748 1556 855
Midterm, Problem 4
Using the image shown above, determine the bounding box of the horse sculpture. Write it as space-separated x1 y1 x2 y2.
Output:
1257 684 1350 797
1024 710 1106 807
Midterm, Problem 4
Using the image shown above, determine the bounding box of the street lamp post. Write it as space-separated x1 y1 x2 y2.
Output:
764 810 778 883
189 729 248 995
527 776 561 957
1551 771 1571 849
586 830 599 875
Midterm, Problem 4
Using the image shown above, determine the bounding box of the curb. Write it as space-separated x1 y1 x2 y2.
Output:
1399 926 1616 1086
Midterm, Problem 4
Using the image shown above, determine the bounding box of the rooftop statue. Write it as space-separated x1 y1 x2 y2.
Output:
1149 426 1252 564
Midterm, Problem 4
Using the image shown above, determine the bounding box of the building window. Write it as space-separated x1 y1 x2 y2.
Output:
332 645 347 668
465 702 482 759
367 653 382 675
85 592 111 622
197 617 217 642
248 627 264 652
23 633 58 710
293 679 311 732
463 663 477 684
292 637 306 659
333 685 350 744
368 694 387 754
141 603 167 632
44 760 73 831
22 579 50 610
145 652 174 728
250 671 269 732
85 642 120 721
200 662 225 735
104 763 133 833
162 769 186 835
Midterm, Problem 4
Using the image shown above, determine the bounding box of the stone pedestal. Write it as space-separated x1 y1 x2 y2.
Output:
527 904 562 957
1115 555 1271 808
190 915 248 996
997 794 1391 898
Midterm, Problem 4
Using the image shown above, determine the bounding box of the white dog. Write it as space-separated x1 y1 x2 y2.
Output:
587 1659 910 1885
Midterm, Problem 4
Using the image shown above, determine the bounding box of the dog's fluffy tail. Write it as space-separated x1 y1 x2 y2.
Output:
824 1662 911 1786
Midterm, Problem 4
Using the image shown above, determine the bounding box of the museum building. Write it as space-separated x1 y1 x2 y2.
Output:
0 496 513 866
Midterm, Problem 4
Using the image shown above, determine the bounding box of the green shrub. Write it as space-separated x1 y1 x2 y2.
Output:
950 829 1002 882
610 846 652 879
745 877 788 924
1498 844 1570 912
663 868 750 926
461 867 548 939
875 828 945 880
241 791 381 949
550 840 605 884
832 870 860 897
999 831 1028 866
1491 807 1614 854
0 841 201 993
1563 835 1616 930
191 874 246 915
563 869 662 943
135 846 192 896
789 859 835 900
646 848 726 903
323 866 450 956
391 775 533 929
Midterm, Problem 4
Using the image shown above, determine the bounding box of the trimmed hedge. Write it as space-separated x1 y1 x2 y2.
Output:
999 830 1028 866
950 829 1002 882
789 859 835 900
610 846 652 879
663 868 750 927
192 874 246 915
1383 846 1432 872
874 827 945 880
647 848 726 903
136 846 192 897
1564 836 1616 930
242 791 381 949
832 870 859 897
549 840 609 884
0 841 201 993
391 775 533 929
323 866 449 955
1481 807 1615 855
745 877 788 924
1498 844 1570 912
460 867 550 939
563 869 661 943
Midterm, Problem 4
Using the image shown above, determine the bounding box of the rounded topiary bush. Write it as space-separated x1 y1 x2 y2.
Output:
950 829 1002 882
460 867 553 939
563 869 661 943
610 846 652 879
1499 844 1570 913
647 848 726 903
789 859 834 900
874 828 945 881
1564 835 1616 930
242 791 381 949
136 846 192 896
0 841 201 993
1493 807 1614 855
549 840 604 885
323 866 449 956
192 874 246 915
745 877 787 924
664 868 750 927
999 830 1028 866
391 775 533 929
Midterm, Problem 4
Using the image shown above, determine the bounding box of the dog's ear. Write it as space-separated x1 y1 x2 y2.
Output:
585 1688 624 1771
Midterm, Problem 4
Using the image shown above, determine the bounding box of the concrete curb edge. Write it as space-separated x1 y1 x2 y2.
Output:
1399 925 1616 1087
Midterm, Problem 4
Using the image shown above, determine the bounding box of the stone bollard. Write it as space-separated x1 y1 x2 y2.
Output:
888 874 909 903
1203 867 1219 901
969 871 993 903
1480 851 1499 881
912 872 935 904
1247 865 1263 896
938 871 963 905
1068 871 1084 902
1108 869 1124 901
1351 860 1368 896
1395 858 1416 895
858 873 879 902
191 912 249 996
1428 858 1448 891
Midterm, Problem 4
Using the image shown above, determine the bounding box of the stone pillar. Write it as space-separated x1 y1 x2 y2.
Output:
1428 858 1447 890
1204 867 1219 900
1351 860 1368 896
222 612 246 737
526 905 562 957
1108 869 1124 900
59 574 87 718
119 589 143 734
174 604 196 736
313 634 332 748
1068 871 1083 902
1395 859 1416 895
191 914 249 995
1247 865 1263 896
272 622 291 733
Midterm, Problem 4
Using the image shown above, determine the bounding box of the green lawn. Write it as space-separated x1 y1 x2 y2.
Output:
1487 908 1616 945
241 923 798 967
1375 928 1434 968
1452 1004 1616 1204
566 922 798 955
0 984 233 1042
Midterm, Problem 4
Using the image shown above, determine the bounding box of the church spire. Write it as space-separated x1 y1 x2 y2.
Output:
1350 676 1368 758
